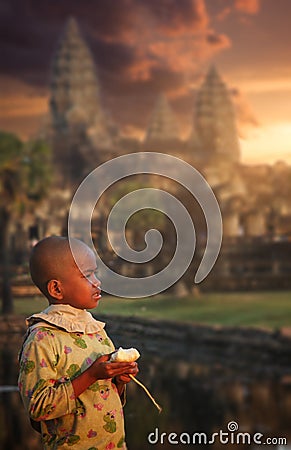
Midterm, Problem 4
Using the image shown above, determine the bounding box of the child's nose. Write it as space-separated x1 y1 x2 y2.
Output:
92 275 101 287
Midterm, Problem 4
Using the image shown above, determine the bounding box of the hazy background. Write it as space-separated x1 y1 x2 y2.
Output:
1 0 291 165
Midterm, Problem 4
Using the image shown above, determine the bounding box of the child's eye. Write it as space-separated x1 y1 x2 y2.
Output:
85 270 99 279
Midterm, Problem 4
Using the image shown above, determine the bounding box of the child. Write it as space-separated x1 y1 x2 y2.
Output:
18 236 138 450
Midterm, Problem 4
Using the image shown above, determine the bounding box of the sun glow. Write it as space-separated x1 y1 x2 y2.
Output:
240 122 291 165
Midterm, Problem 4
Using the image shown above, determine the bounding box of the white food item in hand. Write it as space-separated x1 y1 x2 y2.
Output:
110 347 140 362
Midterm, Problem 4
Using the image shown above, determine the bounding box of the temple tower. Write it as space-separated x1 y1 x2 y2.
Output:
49 17 116 186
144 94 180 144
50 17 107 133
190 66 240 165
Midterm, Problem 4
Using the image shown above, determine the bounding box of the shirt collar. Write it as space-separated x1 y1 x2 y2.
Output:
26 303 105 333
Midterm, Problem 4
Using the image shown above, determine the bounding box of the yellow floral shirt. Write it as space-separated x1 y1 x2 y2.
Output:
18 304 127 450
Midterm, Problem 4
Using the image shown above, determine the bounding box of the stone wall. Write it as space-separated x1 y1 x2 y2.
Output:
98 314 291 378
2 314 291 380
203 240 291 291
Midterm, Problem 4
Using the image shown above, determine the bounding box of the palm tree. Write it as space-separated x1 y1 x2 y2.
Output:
0 131 52 314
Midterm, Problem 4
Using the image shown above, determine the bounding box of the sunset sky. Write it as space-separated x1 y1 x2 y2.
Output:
0 0 291 165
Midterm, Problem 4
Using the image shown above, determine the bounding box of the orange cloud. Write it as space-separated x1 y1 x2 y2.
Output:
235 0 260 15
125 29 231 85
106 0 231 87
216 7 232 21
231 88 259 138
0 77 47 117
0 76 48 139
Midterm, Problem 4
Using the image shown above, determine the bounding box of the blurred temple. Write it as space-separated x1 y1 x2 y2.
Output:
10 18 291 292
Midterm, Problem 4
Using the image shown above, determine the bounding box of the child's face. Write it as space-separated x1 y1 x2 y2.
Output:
59 247 101 310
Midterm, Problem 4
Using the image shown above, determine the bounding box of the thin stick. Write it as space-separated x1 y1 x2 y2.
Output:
129 374 162 413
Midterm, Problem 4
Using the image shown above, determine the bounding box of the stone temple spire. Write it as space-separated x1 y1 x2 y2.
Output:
144 94 180 143
49 17 117 186
50 17 104 130
190 66 240 164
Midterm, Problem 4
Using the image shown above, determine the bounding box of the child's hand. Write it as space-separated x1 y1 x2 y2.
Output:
113 362 139 397
90 354 138 381
72 354 138 398
115 362 139 384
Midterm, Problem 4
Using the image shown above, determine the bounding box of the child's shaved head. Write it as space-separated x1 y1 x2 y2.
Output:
29 236 91 299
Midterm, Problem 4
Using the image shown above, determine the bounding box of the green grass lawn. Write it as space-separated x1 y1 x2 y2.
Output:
10 290 291 330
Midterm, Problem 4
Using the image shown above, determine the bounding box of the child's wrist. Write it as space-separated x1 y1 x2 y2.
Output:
113 377 126 396
114 375 125 384
87 364 99 383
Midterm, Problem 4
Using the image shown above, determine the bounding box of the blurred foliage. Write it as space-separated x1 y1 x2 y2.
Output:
24 139 53 201
0 131 52 313
108 179 166 231
0 131 52 215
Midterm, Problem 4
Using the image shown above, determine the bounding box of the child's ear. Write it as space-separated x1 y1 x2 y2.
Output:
47 279 63 300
